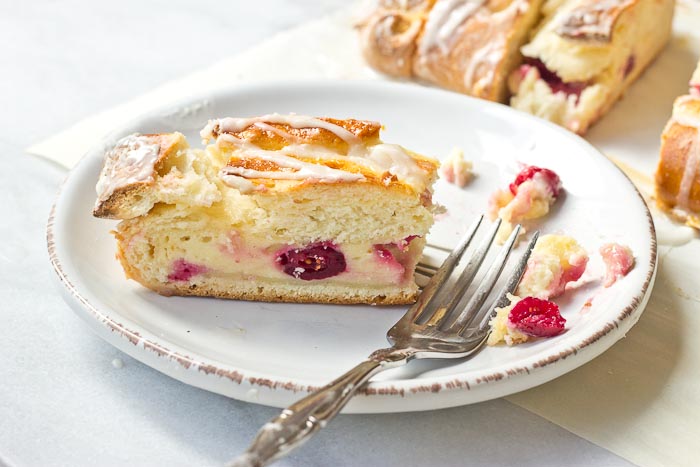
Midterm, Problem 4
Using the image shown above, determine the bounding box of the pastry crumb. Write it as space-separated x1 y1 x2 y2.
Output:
517 234 588 299
488 166 562 244
600 243 634 287
440 147 473 188
488 294 529 346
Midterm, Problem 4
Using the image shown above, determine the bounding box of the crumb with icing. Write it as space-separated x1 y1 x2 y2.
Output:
600 243 635 287
440 147 473 188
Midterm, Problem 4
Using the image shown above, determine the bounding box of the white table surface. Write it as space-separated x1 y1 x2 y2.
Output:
1 1 635 466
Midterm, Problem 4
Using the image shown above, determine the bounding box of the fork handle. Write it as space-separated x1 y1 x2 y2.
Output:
229 348 412 467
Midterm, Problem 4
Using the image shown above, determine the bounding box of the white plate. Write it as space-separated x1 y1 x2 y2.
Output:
48 81 656 413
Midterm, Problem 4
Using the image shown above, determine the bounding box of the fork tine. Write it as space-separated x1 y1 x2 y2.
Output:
405 215 484 325
441 224 522 333
419 217 503 325
415 262 438 273
471 231 540 334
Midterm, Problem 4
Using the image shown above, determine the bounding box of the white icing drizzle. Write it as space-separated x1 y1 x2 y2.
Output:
270 143 345 160
358 143 427 188
672 96 700 211
253 121 301 143
202 114 361 146
217 133 246 146
675 128 700 211
219 171 258 194
201 114 431 193
417 0 527 91
676 144 700 209
221 144 365 183
556 0 634 42
95 134 161 201
674 96 700 128
375 13 396 39
420 0 485 54
653 208 696 247
461 0 527 90
463 38 501 91
373 11 423 55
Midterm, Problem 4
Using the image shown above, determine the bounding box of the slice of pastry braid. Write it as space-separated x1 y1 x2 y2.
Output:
655 60 700 229
93 115 440 305
508 0 674 134
359 0 545 102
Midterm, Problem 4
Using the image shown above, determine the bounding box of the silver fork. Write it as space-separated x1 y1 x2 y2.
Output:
230 216 539 467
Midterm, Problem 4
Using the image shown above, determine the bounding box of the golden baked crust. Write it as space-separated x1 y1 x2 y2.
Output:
203 115 439 194
93 133 189 219
116 273 419 305
359 0 544 102
655 95 700 229
206 117 382 152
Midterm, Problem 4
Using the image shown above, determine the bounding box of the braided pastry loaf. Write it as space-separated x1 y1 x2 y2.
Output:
359 0 545 102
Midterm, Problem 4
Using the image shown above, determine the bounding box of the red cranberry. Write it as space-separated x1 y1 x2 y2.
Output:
524 57 588 100
277 243 346 280
691 84 700 97
374 245 394 261
509 166 562 197
508 297 566 338
168 259 207 282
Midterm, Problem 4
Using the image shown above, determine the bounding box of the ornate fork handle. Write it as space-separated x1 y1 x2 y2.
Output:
230 348 415 467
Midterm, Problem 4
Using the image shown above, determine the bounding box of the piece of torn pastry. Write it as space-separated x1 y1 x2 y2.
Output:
600 242 634 287
488 294 566 346
93 114 440 305
509 0 674 134
517 234 588 299
440 147 473 187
